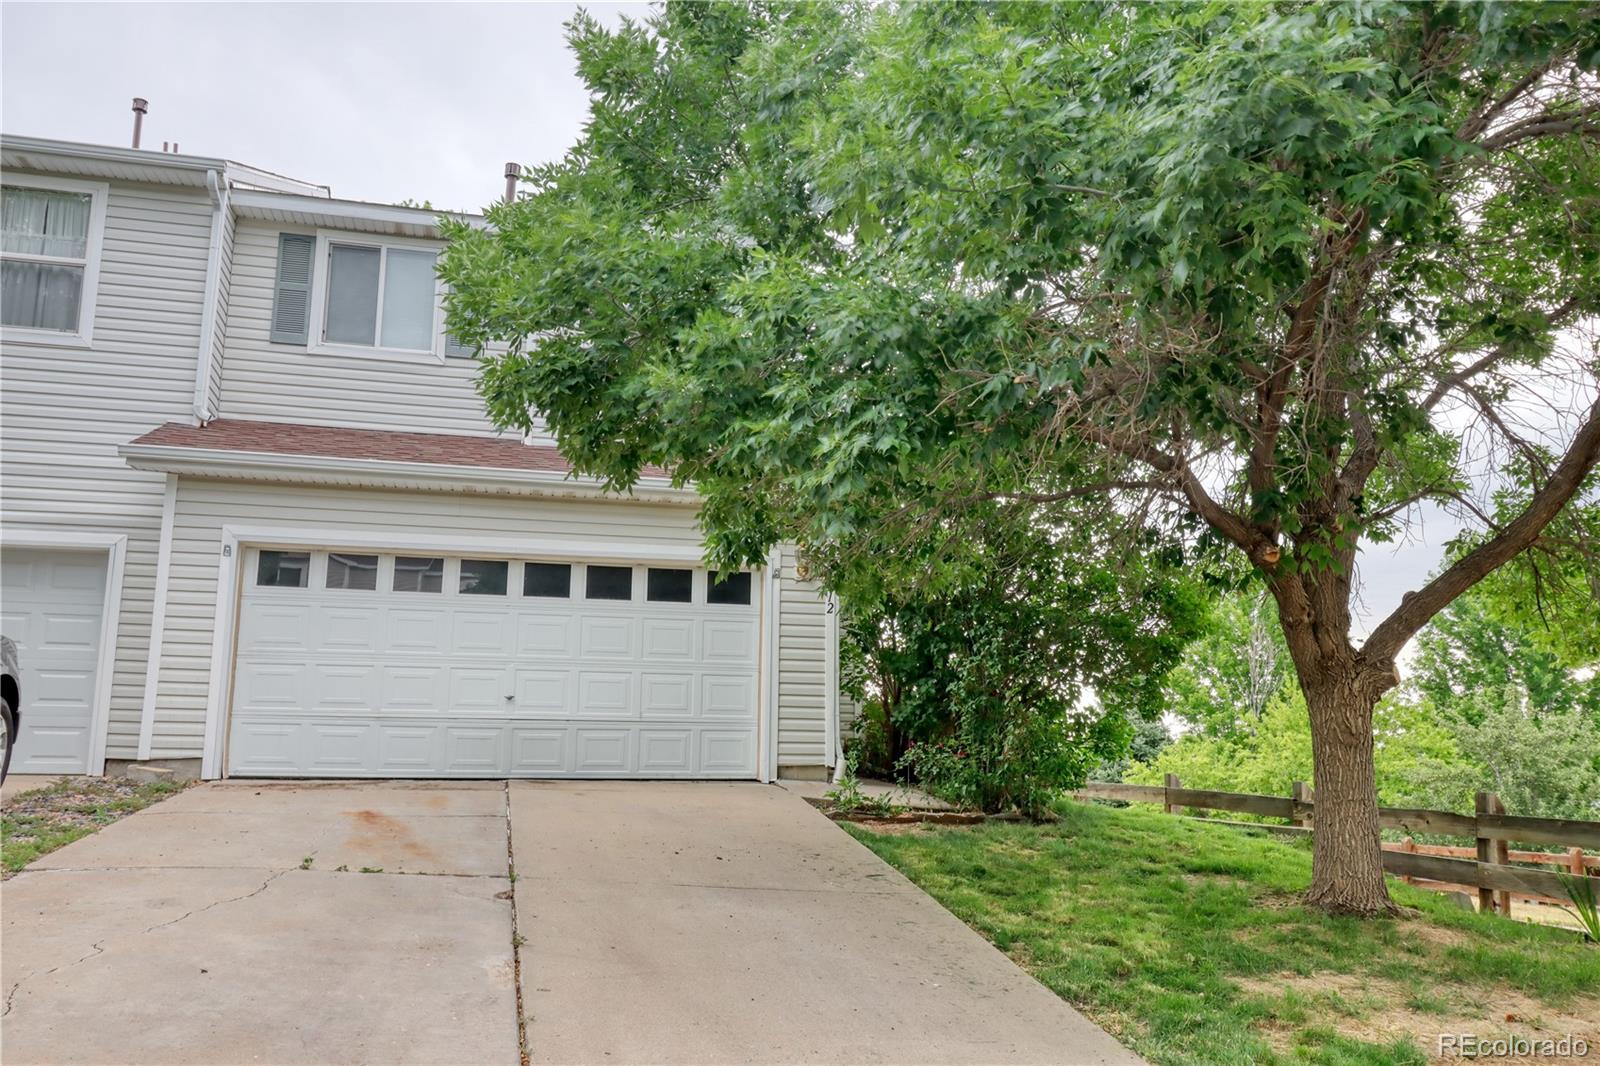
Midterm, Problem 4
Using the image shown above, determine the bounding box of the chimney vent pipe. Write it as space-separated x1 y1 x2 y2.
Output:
503 162 522 204
131 97 148 148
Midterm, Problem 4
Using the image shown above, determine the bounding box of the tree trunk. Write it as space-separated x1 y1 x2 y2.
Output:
1301 673 1398 916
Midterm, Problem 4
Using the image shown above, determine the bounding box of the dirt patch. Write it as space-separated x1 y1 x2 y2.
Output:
1237 971 1600 1063
1401 918 1473 949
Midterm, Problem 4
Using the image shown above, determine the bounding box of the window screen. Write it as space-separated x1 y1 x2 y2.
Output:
257 550 310 588
379 248 436 350
326 553 379 590
393 556 444 592
523 562 571 598
324 244 381 345
585 565 632 601
459 559 508 595
707 571 752 605
646 568 692 603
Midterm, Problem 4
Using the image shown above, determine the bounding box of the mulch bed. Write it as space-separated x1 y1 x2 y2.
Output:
801 795 993 825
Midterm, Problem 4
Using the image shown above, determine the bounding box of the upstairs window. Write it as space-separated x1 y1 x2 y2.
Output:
321 241 438 353
282 231 445 360
1 177 106 343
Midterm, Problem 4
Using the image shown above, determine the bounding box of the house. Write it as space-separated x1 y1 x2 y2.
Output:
1 134 843 783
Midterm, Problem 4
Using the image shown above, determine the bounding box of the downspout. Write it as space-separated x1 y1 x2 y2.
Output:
191 168 227 424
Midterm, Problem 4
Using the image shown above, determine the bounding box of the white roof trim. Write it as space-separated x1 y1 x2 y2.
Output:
1 135 329 196
230 189 485 238
118 441 697 505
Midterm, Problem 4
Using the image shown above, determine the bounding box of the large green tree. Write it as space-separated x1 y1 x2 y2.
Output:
443 2 1600 914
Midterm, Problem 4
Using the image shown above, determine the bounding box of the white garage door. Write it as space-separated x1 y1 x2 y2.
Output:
228 549 760 778
0 548 106 775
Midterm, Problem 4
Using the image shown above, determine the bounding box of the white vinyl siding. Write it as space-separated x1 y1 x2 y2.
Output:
0 174 214 759
218 221 493 433
777 544 829 767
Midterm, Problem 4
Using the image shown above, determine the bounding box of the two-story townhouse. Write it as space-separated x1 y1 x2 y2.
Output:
2 135 842 783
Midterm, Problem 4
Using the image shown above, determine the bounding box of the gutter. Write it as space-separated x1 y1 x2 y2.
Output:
192 168 228 423
229 188 485 235
0 134 224 180
117 441 698 504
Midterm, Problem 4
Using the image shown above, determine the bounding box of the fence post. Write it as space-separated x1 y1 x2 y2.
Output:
1164 773 1180 816
1291 780 1314 828
1475 791 1512 915
1400 836 1417 885
1572 847 1586 876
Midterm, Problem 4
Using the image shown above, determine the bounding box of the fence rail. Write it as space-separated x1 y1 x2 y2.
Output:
1071 778 1600 913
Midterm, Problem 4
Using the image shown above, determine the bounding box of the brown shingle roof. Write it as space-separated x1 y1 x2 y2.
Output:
127 419 634 476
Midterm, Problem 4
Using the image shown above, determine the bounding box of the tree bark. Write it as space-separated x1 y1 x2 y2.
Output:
1300 671 1399 916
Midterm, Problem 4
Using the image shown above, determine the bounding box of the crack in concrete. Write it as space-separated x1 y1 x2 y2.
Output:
504 781 530 1066
4 938 107 1018
141 867 292 936
2 868 290 1019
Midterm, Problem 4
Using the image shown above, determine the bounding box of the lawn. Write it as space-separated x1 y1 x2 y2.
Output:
846 800 1600 1066
2 776 186 876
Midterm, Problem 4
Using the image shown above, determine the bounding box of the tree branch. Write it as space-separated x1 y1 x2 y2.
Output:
1455 62 1552 143
1420 296 1582 412
1362 393 1600 665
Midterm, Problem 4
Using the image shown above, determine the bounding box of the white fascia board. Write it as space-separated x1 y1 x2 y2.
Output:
1 136 330 197
117 442 697 505
1 135 222 184
230 189 485 237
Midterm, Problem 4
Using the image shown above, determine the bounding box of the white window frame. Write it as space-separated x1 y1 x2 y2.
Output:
0 173 109 348
305 229 446 364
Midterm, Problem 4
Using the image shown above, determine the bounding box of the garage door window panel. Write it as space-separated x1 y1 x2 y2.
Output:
585 565 632 601
460 559 508 596
707 571 752 606
523 562 571 598
257 550 310 588
326 553 379 590
646 568 692 603
394 556 444 593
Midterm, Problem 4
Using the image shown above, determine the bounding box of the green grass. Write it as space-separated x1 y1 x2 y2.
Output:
846 800 1600 1066
2 776 186 874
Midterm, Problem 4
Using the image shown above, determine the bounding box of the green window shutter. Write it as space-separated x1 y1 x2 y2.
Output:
269 233 315 344
443 333 477 359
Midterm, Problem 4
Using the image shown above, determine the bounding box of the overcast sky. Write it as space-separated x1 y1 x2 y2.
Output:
0 0 1472 632
2 1 649 212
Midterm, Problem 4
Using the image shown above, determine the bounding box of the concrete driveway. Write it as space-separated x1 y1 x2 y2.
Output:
3 780 1141 1066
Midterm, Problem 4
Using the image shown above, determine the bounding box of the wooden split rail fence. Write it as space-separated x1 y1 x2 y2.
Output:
1072 776 1600 915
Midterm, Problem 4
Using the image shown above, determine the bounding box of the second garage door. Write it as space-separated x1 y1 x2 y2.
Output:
227 549 760 778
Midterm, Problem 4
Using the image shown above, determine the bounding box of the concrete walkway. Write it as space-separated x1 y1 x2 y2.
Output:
3 779 1141 1065
1 781 518 1066
512 781 1139 1064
